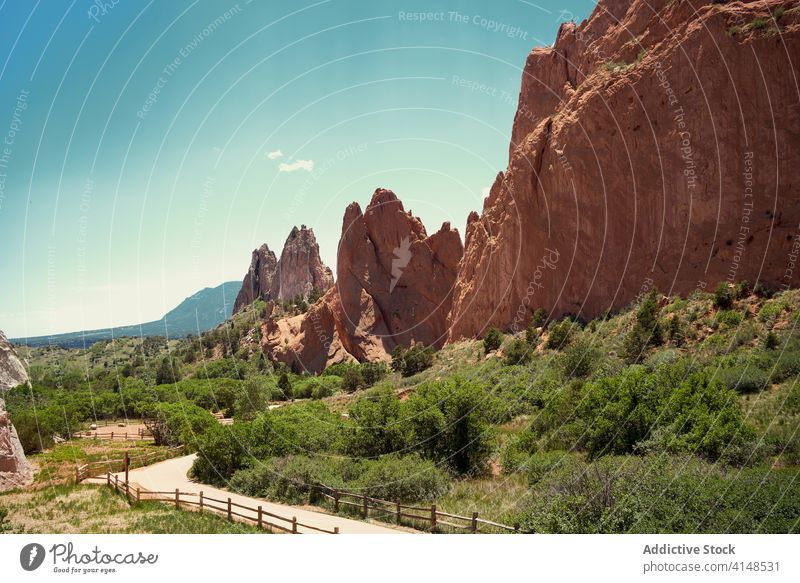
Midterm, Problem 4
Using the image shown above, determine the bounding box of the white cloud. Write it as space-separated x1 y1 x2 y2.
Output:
279 159 315 173
266 150 283 160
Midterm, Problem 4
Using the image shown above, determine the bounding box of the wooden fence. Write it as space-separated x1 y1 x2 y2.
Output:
70 428 152 441
105 474 338 534
316 484 517 533
74 445 185 483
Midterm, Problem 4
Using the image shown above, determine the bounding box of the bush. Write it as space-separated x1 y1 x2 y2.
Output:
191 423 252 485
545 318 574 350
229 456 342 504
360 362 388 387
531 308 547 328
483 328 503 354
515 456 800 534
504 338 532 365
525 450 576 485
713 282 733 309
716 309 744 328
341 367 364 393
354 454 451 502
391 344 435 377
143 401 217 449
346 387 406 458
403 377 495 475
560 336 602 379
294 376 341 399
718 366 770 394
277 372 292 399
771 350 800 383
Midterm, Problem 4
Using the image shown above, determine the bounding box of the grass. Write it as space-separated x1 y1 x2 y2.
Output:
436 474 529 530
0 484 264 534
29 440 161 486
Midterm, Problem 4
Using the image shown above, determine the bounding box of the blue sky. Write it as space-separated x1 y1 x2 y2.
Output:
0 0 594 338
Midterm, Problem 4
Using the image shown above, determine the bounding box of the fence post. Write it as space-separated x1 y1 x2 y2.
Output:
175 488 180 510
363 495 368 518
334 527 339 534
75 466 80 484
471 512 478 534
257 506 262 529
227 498 232 521
199 491 204 513
430 504 437 533
111 431 114 440
333 490 339 513
136 487 140 503
292 517 297 534
115 474 119 491
106 472 110 486
396 501 401 524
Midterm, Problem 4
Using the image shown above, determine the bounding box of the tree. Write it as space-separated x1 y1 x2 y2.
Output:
531 308 548 328
277 372 293 400
341 367 364 393
483 328 503 354
237 378 267 420
713 282 733 309
360 362 387 387
155 356 179 385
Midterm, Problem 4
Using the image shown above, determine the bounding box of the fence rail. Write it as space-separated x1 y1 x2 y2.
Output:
316 484 517 533
70 429 152 441
74 445 185 483
105 475 338 534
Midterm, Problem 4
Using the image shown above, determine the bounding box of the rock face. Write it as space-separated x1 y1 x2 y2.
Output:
0 330 33 491
276 226 335 301
233 226 333 313
263 189 463 372
448 0 800 339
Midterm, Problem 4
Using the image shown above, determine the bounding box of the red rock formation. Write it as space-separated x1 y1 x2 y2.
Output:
449 0 800 340
0 330 33 491
263 189 463 372
276 225 334 300
233 226 333 313
233 243 278 313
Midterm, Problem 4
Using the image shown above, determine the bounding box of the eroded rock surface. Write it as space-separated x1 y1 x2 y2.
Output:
0 330 33 491
448 0 800 339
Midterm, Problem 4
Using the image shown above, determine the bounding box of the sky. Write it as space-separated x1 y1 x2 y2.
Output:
0 0 595 338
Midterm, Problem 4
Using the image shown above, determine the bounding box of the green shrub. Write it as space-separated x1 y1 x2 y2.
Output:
341 367 364 393
713 282 733 309
545 318 574 350
191 423 252 484
346 387 406 458
354 454 451 502
716 309 744 327
403 377 496 475
504 338 532 365
525 450 576 485
360 362 388 387
771 350 800 383
718 365 769 394
515 456 800 533
229 456 342 504
531 308 548 327
483 328 504 354
391 344 435 377
560 336 602 379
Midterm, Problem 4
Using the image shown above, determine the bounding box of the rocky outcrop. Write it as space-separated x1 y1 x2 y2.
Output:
233 226 333 313
276 225 334 300
448 0 800 339
262 189 463 372
233 244 278 313
0 331 33 491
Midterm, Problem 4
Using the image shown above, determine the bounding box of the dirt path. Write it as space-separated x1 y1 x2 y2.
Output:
89 454 402 534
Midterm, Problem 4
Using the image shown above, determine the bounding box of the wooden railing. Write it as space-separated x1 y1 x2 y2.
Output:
70 428 152 441
315 484 518 533
105 474 338 534
74 445 185 483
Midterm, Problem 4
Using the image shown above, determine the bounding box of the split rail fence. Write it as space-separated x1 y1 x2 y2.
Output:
106 473 338 534
315 484 517 533
74 445 185 483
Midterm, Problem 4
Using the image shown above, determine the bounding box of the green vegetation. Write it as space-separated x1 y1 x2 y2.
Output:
9 284 800 533
483 327 503 354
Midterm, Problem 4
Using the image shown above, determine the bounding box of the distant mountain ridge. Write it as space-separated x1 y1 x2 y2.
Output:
13 281 241 348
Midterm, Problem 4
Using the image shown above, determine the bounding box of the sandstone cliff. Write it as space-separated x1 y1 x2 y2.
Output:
449 0 800 339
0 330 33 491
263 189 463 372
233 226 333 313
